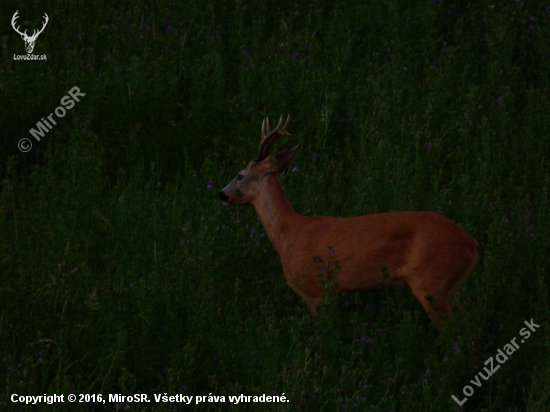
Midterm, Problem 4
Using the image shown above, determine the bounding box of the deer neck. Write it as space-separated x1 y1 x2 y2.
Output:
252 175 300 255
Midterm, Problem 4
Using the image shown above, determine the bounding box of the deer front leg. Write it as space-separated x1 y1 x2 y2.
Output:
303 296 321 316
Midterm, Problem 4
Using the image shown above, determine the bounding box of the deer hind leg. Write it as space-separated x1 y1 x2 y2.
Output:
409 281 452 332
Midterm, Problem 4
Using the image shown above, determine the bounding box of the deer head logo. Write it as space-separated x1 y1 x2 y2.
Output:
11 11 49 54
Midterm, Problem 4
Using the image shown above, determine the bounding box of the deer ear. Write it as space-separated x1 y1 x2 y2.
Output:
262 144 299 174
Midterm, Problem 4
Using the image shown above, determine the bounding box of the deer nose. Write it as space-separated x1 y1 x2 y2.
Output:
219 191 229 202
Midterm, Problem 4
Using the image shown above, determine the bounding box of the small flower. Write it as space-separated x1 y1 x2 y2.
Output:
292 167 299 172
166 25 173 34
424 142 432 148
426 369 431 376
206 181 213 190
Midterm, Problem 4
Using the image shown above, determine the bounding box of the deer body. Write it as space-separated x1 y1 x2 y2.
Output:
220 116 478 330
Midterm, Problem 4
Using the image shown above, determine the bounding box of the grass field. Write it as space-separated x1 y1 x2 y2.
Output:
1 0 549 410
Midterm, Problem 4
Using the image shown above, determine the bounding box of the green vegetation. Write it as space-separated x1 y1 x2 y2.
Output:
1 0 549 410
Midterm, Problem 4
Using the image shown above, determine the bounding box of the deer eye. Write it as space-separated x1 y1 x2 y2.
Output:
236 174 244 180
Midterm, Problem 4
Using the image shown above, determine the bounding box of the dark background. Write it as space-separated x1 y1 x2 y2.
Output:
0 0 548 410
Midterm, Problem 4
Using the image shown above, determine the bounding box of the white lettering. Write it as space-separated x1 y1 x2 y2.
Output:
68 86 86 102
55 106 66 117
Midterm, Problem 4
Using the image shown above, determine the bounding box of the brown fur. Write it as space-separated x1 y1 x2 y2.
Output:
220 121 478 331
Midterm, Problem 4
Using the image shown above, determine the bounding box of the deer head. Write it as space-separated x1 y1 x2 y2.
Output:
11 11 49 54
219 115 298 206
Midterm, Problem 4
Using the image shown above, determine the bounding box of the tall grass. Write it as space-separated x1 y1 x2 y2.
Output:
1 0 549 410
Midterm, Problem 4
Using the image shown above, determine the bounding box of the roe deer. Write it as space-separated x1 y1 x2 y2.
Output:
219 115 478 330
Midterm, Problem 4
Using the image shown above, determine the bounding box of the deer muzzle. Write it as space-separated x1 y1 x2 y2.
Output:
219 191 230 204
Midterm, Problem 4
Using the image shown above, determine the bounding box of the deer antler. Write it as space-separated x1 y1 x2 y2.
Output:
11 11 26 37
11 11 49 54
31 13 49 40
11 11 49 40
256 115 292 162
